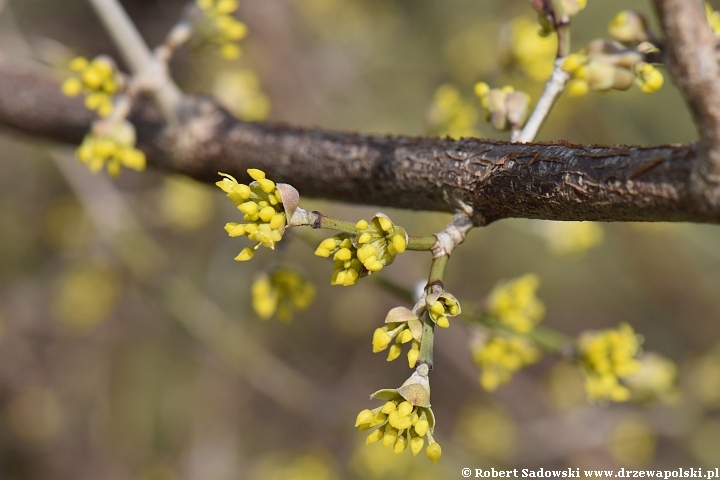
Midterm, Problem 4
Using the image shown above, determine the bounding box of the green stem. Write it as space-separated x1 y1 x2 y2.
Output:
428 255 448 286
317 214 362 235
417 255 450 368
407 235 437 251
418 319 435 368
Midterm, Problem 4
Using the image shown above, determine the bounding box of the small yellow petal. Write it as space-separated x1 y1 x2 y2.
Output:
414 418 429 437
257 178 276 193
355 409 374 427
377 216 393 232
426 443 442 464
410 436 424 456
234 247 255 261
61 78 83 96
247 168 265 180
366 429 383 445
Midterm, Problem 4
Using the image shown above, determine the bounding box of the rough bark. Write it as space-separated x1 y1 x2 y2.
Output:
0 65 716 226
653 0 720 210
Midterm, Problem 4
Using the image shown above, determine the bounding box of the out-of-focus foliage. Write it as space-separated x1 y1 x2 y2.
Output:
0 0 717 478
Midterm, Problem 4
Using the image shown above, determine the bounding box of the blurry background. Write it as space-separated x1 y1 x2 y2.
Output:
1 0 720 478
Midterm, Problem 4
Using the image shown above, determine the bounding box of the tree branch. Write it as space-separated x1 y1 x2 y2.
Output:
0 65 715 225
653 0 720 210
87 0 183 121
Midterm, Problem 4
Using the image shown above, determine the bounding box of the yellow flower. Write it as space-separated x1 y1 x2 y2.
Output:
61 56 120 117
472 333 542 391
505 16 557 82
217 169 290 260
426 84 480 139
196 0 248 59
75 119 146 177
634 63 664 93
372 307 423 366
355 214 408 274
578 322 643 402
425 292 461 329
473 82 530 131
486 273 544 333
315 235 363 286
251 267 316 322
355 367 442 464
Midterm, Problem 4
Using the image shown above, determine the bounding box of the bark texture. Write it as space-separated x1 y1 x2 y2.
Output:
0 65 716 226
653 0 720 210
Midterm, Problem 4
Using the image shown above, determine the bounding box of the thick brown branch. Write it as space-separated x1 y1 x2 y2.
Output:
653 0 720 209
0 65 716 225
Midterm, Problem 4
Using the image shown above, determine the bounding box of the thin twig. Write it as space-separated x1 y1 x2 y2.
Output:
512 1 571 143
87 0 183 121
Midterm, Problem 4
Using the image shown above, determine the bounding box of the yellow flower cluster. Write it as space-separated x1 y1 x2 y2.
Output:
372 307 423 368
706 2 720 35
61 56 120 117
506 16 557 81
486 273 544 333
578 322 643 402
251 268 316 322
355 215 408 273
355 390 441 464
315 235 363 286
562 46 663 96
425 292 460 329
474 82 530 132
426 84 480 139
472 274 545 391
76 120 146 177
196 0 248 59
216 169 287 261
315 214 407 286
472 335 541 392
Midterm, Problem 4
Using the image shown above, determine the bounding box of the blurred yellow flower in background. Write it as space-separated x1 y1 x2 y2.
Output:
503 16 557 81
251 450 338 480
455 403 518 461
159 176 215 230
426 84 481 139
578 323 643 402
50 264 122 333
486 273 545 333
213 70 271 122
534 221 604 257
251 267 316 322
608 416 657 466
